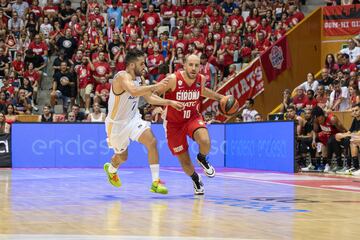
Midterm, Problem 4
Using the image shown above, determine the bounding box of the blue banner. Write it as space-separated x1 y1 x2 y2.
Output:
225 122 295 173
12 123 225 168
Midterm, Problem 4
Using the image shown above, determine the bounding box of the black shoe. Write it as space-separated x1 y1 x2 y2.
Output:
197 157 215 178
193 174 204 195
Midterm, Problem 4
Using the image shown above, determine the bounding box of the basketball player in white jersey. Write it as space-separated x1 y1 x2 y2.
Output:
104 49 184 194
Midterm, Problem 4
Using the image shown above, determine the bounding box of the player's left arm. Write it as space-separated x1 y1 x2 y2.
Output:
200 75 224 101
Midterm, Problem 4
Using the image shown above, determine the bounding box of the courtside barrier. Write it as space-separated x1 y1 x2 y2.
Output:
11 122 294 172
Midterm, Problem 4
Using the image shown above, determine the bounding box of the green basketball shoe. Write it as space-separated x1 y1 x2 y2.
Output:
150 179 168 194
103 163 121 187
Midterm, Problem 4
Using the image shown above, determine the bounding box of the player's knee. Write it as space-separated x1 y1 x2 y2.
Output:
148 137 157 149
197 136 211 148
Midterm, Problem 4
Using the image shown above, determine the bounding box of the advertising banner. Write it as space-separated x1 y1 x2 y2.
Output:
225 121 295 173
11 123 225 168
0 134 11 167
202 59 264 122
323 4 360 36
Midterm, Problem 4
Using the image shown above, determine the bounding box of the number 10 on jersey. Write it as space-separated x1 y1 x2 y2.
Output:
183 110 191 119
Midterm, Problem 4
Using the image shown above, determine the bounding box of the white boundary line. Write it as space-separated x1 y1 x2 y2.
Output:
163 169 360 194
0 235 265 240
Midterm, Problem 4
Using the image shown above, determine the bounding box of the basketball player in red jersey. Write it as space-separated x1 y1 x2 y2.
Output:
156 54 225 195
312 106 347 172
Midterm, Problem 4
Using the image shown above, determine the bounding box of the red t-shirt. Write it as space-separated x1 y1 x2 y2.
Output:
227 15 244 28
12 60 25 73
147 54 165 75
76 64 93 88
142 12 161 34
23 70 41 84
93 61 111 78
219 44 235 65
28 41 48 56
173 39 188 52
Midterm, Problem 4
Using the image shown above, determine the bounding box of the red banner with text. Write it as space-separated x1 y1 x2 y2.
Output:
202 59 264 122
323 4 360 36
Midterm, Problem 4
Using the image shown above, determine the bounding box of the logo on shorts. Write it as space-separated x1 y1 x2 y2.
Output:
173 145 184 153
137 124 143 128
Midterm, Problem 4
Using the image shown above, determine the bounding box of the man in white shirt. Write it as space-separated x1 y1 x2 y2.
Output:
340 39 360 64
242 98 258 122
329 80 349 112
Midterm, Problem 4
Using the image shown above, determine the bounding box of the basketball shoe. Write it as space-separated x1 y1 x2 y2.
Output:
197 156 215 178
193 174 205 195
103 163 122 187
150 179 168 194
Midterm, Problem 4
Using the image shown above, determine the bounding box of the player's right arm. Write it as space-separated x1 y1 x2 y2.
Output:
152 73 177 96
114 72 169 97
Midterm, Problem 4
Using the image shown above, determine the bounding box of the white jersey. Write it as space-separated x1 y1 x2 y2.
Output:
104 71 150 154
106 71 142 124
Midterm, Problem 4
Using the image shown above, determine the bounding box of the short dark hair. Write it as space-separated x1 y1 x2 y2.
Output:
125 49 144 67
307 89 315 95
333 80 340 85
286 105 296 111
312 106 324 118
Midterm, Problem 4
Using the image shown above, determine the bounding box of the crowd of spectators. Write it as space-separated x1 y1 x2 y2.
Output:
274 35 360 175
0 0 307 126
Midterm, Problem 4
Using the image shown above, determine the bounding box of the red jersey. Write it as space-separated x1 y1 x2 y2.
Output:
164 71 203 124
319 113 338 135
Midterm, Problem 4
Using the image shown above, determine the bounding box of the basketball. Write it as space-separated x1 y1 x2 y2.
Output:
219 95 239 116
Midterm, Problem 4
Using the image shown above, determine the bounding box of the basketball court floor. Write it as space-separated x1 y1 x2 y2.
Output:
1 167 360 240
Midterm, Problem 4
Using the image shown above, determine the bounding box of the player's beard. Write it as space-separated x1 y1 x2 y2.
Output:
134 67 143 77
185 70 196 80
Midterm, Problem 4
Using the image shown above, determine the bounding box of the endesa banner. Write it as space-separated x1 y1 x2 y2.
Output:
202 58 264 122
323 4 360 36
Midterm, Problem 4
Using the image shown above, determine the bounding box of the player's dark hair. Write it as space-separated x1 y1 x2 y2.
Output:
125 49 145 67
312 106 325 118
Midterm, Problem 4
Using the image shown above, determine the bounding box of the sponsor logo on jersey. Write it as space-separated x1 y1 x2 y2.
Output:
178 80 183 86
176 90 200 101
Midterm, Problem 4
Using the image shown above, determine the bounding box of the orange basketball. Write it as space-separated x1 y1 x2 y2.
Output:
219 95 239 116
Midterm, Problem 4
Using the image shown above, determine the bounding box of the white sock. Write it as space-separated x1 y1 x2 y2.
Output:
150 164 160 182
108 163 118 173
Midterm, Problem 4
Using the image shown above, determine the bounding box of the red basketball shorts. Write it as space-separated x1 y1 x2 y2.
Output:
164 116 207 155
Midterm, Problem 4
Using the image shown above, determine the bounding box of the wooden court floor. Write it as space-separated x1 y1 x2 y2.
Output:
0 168 360 240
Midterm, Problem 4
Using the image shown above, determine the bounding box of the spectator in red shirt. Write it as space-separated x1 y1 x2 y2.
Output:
204 32 217 58
76 56 95 114
28 34 48 62
293 88 307 111
147 43 165 83
143 30 159 56
23 62 41 104
94 76 110 110
189 0 206 19
12 52 25 76
325 53 340 75
217 36 235 77
226 7 244 30
142 4 161 36
304 89 318 109
190 27 205 52
160 0 176 33
176 0 189 21
124 15 142 40
93 51 112 85
341 53 357 72
254 32 271 55
246 7 261 28
89 6 105 28
114 42 126 71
